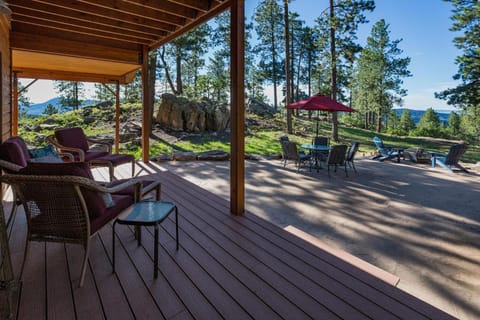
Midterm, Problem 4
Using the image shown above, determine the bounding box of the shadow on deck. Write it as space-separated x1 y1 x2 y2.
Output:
2 161 453 319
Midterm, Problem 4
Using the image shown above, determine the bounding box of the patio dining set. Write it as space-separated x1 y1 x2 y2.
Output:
279 136 360 177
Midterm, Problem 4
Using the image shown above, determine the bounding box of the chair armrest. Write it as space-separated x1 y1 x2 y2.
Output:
80 177 143 203
86 138 112 153
58 152 75 162
47 134 86 161
0 160 23 173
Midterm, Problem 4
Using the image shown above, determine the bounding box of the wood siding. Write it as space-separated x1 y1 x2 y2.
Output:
0 13 11 142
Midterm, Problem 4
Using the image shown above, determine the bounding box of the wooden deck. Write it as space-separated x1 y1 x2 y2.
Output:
3 161 455 319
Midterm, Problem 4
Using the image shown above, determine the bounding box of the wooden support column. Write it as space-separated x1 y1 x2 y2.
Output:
230 0 245 215
12 73 18 136
115 81 120 154
141 45 150 163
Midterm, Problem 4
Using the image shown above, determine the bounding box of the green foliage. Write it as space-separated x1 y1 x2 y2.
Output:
447 111 461 137
398 109 416 134
54 81 85 111
43 103 58 116
413 108 441 137
352 19 412 132
435 0 480 144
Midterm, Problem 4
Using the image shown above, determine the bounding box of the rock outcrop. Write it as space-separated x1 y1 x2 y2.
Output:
155 93 230 132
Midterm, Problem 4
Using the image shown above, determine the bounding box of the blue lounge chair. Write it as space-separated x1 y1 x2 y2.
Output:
431 144 468 173
372 136 403 163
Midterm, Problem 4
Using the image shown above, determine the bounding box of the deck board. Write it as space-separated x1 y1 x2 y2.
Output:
1 161 455 320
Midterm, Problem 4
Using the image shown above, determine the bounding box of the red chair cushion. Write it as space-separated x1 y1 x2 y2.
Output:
0 136 31 168
55 128 90 152
18 162 106 219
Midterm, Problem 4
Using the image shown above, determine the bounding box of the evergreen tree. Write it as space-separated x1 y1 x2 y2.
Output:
254 0 285 110
352 19 411 132
399 109 415 135
447 111 461 136
54 81 85 111
435 0 480 143
315 0 375 140
415 108 441 137
123 71 142 103
18 82 31 115
43 103 58 116
94 83 115 102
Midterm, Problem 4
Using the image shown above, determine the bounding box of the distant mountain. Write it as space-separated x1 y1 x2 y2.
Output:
22 97 96 116
394 108 454 124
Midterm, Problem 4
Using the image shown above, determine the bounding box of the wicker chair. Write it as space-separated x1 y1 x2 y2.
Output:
1 173 142 287
48 127 135 181
326 145 348 177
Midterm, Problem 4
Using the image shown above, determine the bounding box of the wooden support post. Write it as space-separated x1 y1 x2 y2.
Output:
12 73 17 136
115 81 120 154
230 0 245 216
141 46 150 163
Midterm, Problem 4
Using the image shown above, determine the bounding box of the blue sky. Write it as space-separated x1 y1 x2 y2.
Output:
24 0 460 111
246 0 460 111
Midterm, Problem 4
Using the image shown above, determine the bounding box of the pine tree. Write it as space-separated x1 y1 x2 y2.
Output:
435 0 480 143
54 81 85 111
399 109 416 135
254 0 285 110
415 108 441 137
43 103 58 116
352 19 411 133
447 111 461 136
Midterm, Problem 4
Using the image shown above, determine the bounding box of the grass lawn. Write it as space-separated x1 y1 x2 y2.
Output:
147 114 479 164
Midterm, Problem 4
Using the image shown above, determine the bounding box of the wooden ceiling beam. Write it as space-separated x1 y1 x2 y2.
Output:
32 0 177 32
123 0 197 19
171 0 213 12
13 67 135 84
11 32 140 64
11 23 141 51
13 20 152 45
78 0 186 27
12 10 159 42
9 1 163 36
150 0 230 50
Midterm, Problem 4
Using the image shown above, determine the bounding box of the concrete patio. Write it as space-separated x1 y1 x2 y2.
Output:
157 156 480 320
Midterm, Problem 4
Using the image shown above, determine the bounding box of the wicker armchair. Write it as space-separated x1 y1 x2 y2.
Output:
48 127 135 181
1 173 142 287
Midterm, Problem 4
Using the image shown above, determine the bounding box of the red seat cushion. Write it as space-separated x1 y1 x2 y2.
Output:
0 136 31 168
92 153 134 166
19 162 107 219
90 194 133 233
55 128 90 151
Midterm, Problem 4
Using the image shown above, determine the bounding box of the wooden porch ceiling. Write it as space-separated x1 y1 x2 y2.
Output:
7 0 230 83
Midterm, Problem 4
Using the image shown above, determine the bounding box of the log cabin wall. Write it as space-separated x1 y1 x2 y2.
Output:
0 12 11 142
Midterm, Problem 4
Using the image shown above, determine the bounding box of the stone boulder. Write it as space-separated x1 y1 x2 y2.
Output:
246 98 275 117
196 150 230 161
156 93 229 132
172 151 197 161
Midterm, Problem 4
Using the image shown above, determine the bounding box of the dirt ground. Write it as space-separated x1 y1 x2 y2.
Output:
157 156 480 320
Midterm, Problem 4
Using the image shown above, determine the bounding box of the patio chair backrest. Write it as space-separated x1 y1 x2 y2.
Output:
313 136 329 146
373 136 384 149
445 144 467 166
327 145 348 165
346 142 360 162
284 141 301 161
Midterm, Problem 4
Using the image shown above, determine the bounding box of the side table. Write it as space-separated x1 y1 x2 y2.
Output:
113 201 179 279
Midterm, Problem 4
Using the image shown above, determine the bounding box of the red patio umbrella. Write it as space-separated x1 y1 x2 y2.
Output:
285 94 355 136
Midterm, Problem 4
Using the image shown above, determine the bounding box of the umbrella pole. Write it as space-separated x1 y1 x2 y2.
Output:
316 110 319 137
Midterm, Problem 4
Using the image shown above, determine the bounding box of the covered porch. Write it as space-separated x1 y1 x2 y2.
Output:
4 161 453 319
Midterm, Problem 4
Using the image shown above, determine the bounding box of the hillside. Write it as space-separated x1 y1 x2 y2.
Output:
21 97 96 116
394 108 453 124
